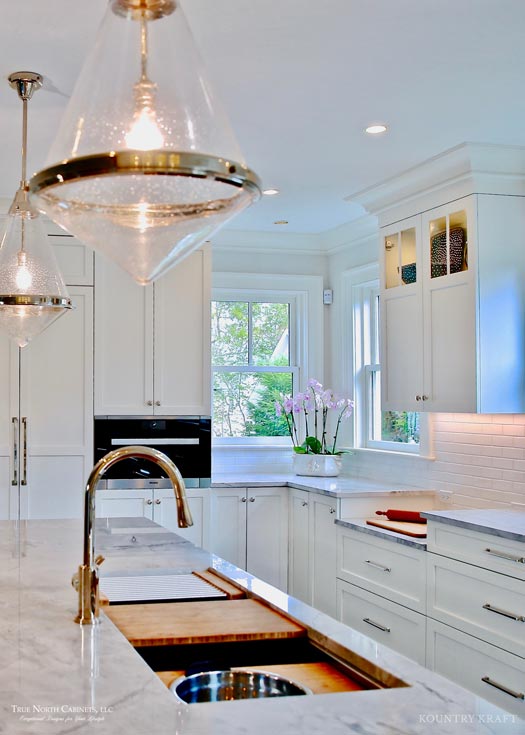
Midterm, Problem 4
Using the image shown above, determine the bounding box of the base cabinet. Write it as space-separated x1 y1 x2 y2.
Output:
337 579 427 666
427 618 525 717
288 488 338 617
96 488 209 549
209 487 288 591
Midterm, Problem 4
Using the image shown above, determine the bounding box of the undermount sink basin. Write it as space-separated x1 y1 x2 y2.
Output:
170 669 312 703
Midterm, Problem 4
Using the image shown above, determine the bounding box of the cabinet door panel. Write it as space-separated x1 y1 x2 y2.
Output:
310 495 337 617
209 488 246 569
247 488 288 591
0 338 18 519
288 489 311 603
24 456 86 519
97 490 152 519
154 247 211 415
153 488 209 550
381 292 423 412
94 256 153 415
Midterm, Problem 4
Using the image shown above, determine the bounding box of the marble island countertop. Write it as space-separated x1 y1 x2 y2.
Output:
0 518 521 735
421 508 525 542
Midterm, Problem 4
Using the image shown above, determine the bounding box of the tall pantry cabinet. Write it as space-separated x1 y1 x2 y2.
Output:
0 224 94 520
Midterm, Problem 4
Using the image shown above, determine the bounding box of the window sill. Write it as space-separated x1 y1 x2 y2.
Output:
351 446 435 461
213 443 293 452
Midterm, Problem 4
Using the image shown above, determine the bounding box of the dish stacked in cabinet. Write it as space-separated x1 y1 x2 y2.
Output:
426 521 525 716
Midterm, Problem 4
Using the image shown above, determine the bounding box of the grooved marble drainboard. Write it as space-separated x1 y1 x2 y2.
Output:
100 574 228 603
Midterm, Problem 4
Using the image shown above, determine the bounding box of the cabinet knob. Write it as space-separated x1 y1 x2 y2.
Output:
422 395 428 401
146 499 153 505
329 507 336 514
155 498 161 504
302 501 308 507
155 401 161 406
415 395 422 401
249 497 255 502
241 496 247 502
146 400 153 406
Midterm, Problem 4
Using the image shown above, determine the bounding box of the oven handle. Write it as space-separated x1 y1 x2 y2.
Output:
110 438 199 446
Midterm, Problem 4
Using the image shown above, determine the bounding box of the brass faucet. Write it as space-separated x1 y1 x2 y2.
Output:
73 445 193 625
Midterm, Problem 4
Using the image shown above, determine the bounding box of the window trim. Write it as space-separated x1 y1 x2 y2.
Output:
212 272 323 446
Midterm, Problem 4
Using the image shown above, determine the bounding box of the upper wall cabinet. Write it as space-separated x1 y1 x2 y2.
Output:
94 246 211 416
362 143 525 414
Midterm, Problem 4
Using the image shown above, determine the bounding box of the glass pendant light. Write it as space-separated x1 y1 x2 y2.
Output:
29 0 261 285
0 72 72 348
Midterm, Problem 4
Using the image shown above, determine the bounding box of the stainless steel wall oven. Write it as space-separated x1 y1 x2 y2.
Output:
94 416 211 489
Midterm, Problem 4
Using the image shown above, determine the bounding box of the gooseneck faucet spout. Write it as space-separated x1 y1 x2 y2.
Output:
73 445 193 625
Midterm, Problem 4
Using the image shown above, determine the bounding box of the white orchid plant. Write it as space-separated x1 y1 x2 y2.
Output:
275 379 354 455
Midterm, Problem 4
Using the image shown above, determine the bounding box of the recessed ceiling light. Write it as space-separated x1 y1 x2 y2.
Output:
365 124 388 135
274 220 288 225
263 188 280 196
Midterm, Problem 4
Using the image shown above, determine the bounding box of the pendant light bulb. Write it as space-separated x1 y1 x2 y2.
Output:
29 0 261 285
0 71 72 348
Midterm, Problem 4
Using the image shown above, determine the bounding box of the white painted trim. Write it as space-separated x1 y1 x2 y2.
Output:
212 228 324 255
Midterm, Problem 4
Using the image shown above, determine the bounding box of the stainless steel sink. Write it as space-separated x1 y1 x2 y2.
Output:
170 669 312 703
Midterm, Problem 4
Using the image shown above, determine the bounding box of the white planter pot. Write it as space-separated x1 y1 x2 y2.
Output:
292 453 342 477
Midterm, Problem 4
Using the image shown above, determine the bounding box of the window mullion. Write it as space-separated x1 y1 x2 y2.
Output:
247 302 253 366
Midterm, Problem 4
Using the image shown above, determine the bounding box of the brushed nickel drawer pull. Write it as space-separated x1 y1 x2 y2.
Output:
482 603 525 622
363 617 390 633
481 676 525 700
485 548 525 564
21 417 27 486
364 559 391 573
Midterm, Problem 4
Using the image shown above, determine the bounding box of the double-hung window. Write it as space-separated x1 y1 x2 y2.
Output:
212 292 299 443
351 267 420 452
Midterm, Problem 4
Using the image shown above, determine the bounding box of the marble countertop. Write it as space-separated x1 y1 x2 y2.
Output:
212 472 436 498
0 518 521 734
421 509 525 542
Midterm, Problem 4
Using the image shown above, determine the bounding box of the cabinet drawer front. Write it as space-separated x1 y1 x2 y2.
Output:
427 522 525 580
337 579 426 665
427 619 525 717
428 554 525 657
337 528 426 612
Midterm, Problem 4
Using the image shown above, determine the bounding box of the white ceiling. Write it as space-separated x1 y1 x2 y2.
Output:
0 0 524 235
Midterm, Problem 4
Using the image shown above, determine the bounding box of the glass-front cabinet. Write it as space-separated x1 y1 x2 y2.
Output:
380 197 476 413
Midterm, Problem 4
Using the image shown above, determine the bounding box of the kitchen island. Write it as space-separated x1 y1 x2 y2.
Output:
0 518 521 734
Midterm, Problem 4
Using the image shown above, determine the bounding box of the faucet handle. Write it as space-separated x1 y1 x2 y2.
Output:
71 571 79 591
95 554 105 567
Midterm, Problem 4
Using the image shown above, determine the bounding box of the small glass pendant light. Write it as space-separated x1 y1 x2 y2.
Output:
0 72 72 348
29 0 261 285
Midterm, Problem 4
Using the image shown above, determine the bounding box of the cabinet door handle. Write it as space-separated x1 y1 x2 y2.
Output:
329 507 336 514
364 559 391 573
241 497 247 502
481 676 525 700
155 401 161 406
415 395 422 401
421 395 428 401
11 417 18 486
155 498 161 504
249 497 255 502
21 417 27 486
482 603 525 622
363 617 390 633
146 400 153 406
146 499 153 505
302 501 308 507
485 548 525 564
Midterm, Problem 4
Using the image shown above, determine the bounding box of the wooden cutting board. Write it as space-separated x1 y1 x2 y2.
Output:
366 519 427 537
105 599 306 647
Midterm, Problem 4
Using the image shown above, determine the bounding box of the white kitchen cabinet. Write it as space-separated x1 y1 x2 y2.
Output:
209 487 288 591
288 488 338 616
94 245 211 416
96 487 210 549
380 189 525 413
0 286 93 520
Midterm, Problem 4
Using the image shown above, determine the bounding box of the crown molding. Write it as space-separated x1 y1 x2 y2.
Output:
211 228 325 256
346 142 525 225
320 214 378 255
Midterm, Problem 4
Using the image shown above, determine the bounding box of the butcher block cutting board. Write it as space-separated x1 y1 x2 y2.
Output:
366 519 427 538
105 599 306 647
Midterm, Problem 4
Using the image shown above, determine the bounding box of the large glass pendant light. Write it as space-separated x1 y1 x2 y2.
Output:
0 72 72 348
29 0 261 285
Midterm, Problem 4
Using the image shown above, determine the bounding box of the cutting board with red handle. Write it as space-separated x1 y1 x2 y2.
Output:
366 519 427 537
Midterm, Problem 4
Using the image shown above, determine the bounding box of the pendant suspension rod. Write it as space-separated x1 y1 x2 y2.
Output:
21 98 28 188
140 17 149 81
